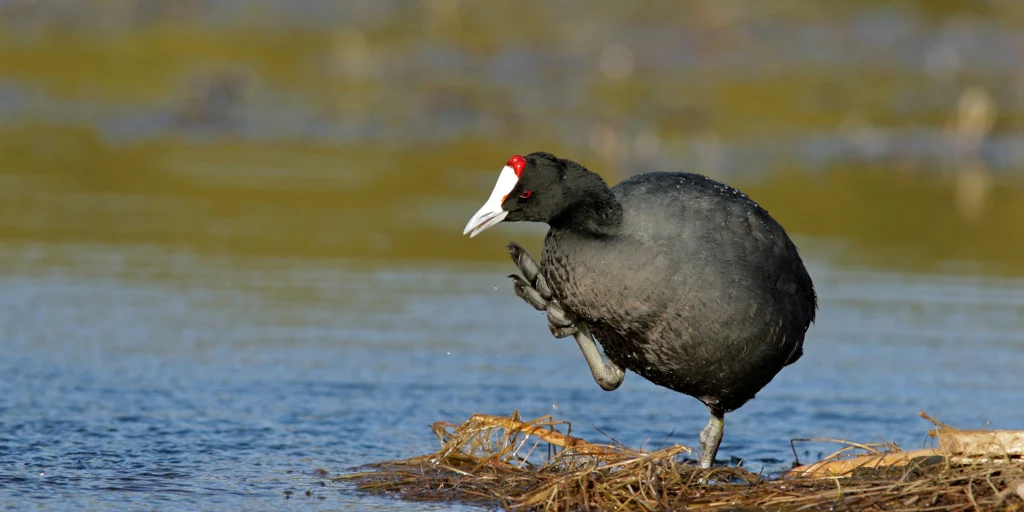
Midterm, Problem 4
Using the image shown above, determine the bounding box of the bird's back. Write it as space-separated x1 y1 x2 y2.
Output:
541 172 816 412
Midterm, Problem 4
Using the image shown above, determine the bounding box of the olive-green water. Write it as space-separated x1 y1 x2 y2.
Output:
1 2 1022 510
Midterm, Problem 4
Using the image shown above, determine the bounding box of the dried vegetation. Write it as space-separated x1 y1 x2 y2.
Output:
339 411 1024 511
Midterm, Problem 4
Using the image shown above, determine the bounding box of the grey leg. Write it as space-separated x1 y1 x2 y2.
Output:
573 323 624 391
698 409 725 469
507 242 625 391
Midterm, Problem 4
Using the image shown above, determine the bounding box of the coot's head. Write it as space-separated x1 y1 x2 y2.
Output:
463 152 575 237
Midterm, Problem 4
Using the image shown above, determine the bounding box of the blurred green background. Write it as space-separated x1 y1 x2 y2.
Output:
1 0 1022 275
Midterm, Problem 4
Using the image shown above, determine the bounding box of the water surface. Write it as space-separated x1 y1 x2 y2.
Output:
1 241 1022 510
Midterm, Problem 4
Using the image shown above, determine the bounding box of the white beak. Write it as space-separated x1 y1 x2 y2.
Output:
463 165 519 237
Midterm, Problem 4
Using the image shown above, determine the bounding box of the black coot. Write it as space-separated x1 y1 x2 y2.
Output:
463 152 817 468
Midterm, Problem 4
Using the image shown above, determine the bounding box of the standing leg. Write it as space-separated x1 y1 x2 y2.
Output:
698 408 725 469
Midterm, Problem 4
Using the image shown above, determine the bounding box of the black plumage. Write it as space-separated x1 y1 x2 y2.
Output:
464 151 817 468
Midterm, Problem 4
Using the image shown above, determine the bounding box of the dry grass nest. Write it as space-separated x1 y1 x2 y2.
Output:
338 411 1024 511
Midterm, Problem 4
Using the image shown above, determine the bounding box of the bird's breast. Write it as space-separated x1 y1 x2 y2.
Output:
540 230 666 336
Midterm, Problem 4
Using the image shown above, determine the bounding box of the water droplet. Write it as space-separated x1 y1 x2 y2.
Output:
446 351 451 355
39 472 45 477
552 402 559 409
493 286 498 290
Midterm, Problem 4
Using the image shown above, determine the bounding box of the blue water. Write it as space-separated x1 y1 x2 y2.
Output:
1 241 1023 510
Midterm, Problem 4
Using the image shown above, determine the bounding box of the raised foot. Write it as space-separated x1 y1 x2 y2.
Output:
507 241 625 391
507 242 578 338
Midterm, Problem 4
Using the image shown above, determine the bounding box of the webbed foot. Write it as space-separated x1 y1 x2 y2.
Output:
507 241 625 391
508 243 578 338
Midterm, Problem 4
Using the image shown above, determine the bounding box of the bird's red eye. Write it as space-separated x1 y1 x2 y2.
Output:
507 155 527 178
519 190 532 199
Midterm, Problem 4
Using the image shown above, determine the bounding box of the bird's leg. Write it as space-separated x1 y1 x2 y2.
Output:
507 242 625 391
698 409 725 469
572 323 624 391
